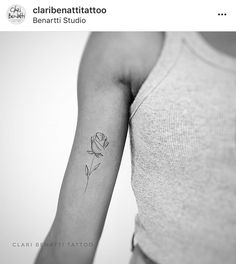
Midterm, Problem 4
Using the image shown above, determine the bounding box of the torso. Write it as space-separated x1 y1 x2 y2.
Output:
129 31 236 264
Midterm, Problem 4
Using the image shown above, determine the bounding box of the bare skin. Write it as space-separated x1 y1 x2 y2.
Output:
34 32 236 264
199 31 236 58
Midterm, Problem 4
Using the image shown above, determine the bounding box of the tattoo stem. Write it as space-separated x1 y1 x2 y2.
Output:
90 155 95 174
84 175 89 193
84 155 95 193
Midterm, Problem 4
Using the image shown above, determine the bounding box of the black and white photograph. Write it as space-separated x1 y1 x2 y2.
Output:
1 14 236 264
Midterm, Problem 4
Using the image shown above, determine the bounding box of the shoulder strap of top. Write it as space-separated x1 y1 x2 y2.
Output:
129 32 184 121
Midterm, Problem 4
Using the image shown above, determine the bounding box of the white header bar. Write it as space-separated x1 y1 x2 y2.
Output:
0 0 235 31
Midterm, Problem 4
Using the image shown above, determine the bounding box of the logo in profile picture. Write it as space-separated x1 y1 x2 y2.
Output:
7 5 26 24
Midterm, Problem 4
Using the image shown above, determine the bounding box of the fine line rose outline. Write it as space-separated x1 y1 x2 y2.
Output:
84 132 109 192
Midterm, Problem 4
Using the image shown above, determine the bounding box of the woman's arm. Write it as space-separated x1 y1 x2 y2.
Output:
35 32 163 264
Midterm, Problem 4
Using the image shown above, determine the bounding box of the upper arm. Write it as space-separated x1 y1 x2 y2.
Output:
56 31 163 240
77 31 164 104
75 32 133 193
36 32 163 264
74 31 163 190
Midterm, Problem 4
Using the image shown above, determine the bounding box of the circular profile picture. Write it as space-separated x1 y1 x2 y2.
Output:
7 5 26 24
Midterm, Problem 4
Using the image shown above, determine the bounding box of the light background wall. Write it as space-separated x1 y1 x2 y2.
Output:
0 32 137 264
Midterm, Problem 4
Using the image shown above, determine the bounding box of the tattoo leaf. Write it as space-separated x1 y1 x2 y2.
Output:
92 163 101 172
85 165 89 176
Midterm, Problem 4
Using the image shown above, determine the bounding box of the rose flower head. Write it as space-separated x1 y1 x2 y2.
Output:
87 132 109 158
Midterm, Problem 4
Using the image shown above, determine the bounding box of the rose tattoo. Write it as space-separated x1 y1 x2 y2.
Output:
84 132 109 192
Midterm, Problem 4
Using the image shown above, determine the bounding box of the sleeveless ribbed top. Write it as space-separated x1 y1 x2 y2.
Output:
129 32 236 264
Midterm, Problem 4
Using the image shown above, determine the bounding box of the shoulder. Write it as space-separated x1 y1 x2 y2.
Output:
79 32 164 97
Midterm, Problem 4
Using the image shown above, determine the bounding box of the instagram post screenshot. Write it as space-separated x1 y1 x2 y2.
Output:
0 1 236 263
